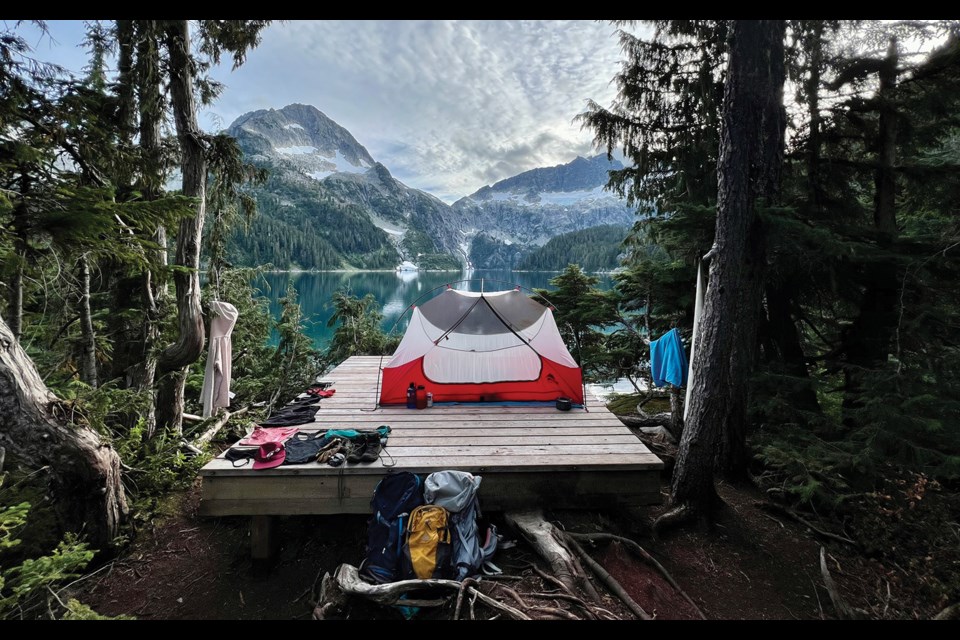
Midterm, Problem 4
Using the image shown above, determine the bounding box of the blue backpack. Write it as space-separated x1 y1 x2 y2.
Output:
359 471 425 583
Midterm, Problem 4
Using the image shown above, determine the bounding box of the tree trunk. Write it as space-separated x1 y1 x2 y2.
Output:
77 253 98 388
114 19 136 190
0 312 128 548
716 20 786 479
668 385 684 441
156 20 208 434
106 19 156 387
130 19 166 436
802 20 825 210
841 38 899 425
663 20 786 522
717 231 763 478
8 256 23 343
155 369 186 436
8 173 30 343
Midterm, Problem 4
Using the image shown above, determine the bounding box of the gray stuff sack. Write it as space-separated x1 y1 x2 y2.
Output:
424 470 497 580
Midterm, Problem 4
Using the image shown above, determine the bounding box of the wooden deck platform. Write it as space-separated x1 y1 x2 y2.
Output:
199 356 663 519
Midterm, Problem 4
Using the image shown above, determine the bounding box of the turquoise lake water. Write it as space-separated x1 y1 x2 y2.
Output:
257 269 613 349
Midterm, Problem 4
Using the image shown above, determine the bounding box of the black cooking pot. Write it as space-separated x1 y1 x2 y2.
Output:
556 397 572 411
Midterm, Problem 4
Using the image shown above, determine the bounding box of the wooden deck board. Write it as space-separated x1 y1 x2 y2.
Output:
199 356 663 516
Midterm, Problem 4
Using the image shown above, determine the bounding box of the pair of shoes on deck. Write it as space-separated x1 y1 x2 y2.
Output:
345 433 382 464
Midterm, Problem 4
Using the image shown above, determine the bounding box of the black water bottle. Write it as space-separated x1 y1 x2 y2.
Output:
406 382 416 409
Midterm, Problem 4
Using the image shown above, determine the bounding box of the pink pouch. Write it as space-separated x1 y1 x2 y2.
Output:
238 426 300 446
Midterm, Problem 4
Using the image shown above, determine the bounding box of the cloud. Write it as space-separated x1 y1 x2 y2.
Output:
207 20 624 201
31 20 628 203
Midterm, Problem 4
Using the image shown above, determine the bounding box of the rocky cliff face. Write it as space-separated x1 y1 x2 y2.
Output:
226 105 635 270
452 154 635 267
227 104 466 266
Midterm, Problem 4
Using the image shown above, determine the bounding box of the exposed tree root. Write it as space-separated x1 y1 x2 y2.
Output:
652 503 698 538
618 414 672 429
561 533 652 620
493 583 529 609
528 605 580 620
527 591 599 619
528 564 577 597
453 577 479 620
506 510 599 600
566 532 707 619
320 508 713 621
468 587 531 620
759 501 858 548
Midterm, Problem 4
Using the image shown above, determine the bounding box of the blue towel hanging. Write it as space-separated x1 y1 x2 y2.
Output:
650 327 688 388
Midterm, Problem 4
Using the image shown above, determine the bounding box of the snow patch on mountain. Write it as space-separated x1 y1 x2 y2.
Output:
305 150 371 181
276 145 317 155
537 185 611 205
476 184 613 207
368 212 406 239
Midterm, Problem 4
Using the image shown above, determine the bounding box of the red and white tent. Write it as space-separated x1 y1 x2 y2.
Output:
379 288 584 405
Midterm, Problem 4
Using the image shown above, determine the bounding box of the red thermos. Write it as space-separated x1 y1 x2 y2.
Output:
416 385 427 410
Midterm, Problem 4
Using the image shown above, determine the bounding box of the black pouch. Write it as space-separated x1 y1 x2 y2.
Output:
224 447 256 467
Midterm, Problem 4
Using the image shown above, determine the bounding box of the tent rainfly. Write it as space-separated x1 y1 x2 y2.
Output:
379 288 584 405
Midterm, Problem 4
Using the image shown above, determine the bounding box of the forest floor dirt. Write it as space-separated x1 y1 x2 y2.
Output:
66 475 905 621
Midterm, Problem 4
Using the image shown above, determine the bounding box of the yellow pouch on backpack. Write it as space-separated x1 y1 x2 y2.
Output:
404 504 452 579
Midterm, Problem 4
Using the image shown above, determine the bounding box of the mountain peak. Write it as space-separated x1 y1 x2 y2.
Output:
464 153 623 202
227 103 376 171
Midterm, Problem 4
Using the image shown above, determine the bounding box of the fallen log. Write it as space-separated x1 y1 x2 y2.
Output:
312 572 347 620
333 563 461 607
331 564 530 620
192 406 249 447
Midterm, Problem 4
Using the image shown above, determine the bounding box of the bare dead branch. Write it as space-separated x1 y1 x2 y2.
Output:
191 405 249 447
819 546 859 620
758 502 859 547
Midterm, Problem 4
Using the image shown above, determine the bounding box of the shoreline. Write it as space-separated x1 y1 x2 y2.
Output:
260 268 621 275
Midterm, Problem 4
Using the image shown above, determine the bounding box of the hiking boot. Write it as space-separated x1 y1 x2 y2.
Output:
345 437 367 464
359 432 383 463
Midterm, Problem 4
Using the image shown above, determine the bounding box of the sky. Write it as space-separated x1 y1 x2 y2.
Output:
22 20 633 203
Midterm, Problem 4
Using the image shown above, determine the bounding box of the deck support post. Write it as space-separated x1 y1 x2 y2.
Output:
250 515 277 560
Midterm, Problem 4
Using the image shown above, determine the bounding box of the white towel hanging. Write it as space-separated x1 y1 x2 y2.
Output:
200 300 239 417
